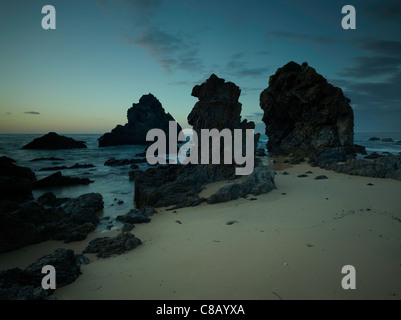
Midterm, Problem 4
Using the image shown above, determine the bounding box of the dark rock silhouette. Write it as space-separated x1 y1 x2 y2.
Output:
133 164 235 209
37 192 69 207
369 137 380 141
133 74 274 209
98 94 182 147
23 132 87 149
39 163 95 171
30 157 64 162
364 152 382 160
381 138 394 142
207 166 276 204
0 193 103 253
260 61 354 156
189 74 242 131
188 74 260 161
0 249 83 300
0 157 37 214
116 206 156 224
309 148 401 180
33 171 93 189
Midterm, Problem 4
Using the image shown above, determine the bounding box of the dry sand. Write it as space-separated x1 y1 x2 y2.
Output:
1 160 400 300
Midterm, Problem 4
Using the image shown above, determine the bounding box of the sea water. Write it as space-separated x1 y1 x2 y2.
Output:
0 134 146 220
1 132 400 220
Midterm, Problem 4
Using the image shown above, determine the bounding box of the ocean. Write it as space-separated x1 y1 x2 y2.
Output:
1 132 400 220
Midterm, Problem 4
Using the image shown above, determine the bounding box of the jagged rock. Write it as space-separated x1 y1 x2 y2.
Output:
98 94 182 147
189 74 242 131
82 233 142 258
0 194 103 253
309 149 401 180
0 157 36 214
122 223 134 233
0 248 82 300
344 144 367 155
364 152 382 160
308 147 348 170
33 171 93 189
207 166 276 204
116 206 156 224
260 61 354 156
61 193 104 214
381 138 394 142
369 137 380 141
133 164 235 209
22 132 86 149
315 175 328 180
37 192 69 207
188 74 259 160
132 75 272 209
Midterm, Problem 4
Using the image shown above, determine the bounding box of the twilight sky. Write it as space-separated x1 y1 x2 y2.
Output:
0 0 400 134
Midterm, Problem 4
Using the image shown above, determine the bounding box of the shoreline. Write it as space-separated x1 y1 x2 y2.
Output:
2 161 400 299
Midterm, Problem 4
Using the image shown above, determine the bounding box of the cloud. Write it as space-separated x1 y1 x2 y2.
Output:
333 71 401 117
338 55 401 78
364 1 401 22
219 54 269 79
268 31 338 44
338 39 401 79
98 0 203 73
360 40 401 56
24 111 40 115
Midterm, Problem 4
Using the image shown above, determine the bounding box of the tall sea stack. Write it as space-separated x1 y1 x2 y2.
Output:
260 61 354 156
98 94 182 147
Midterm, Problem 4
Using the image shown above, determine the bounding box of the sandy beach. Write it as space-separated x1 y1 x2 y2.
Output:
1 160 400 300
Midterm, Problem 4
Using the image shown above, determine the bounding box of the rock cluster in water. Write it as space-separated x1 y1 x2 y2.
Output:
23 132 87 149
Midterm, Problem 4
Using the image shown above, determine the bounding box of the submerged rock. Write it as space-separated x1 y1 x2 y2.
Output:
33 171 93 189
23 132 87 149
98 94 182 147
260 61 354 156
39 164 95 171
